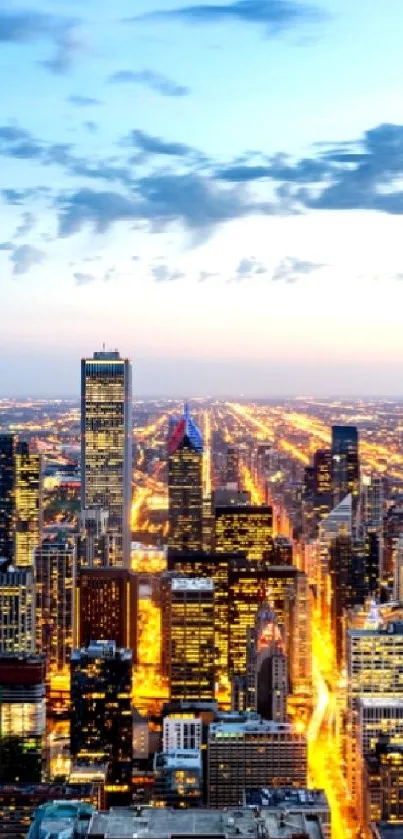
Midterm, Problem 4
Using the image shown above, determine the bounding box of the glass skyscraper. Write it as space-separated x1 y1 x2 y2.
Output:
331 424 360 507
14 442 41 568
168 404 203 552
81 351 132 568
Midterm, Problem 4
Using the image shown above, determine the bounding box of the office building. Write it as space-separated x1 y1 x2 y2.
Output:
226 445 240 486
0 564 35 653
364 739 403 828
70 641 132 805
244 788 331 839
81 350 132 568
163 716 203 751
272 535 293 566
356 698 403 825
0 654 46 783
78 508 109 568
168 404 203 552
0 434 15 561
318 493 352 621
87 806 326 839
246 605 288 722
215 505 273 560
153 749 203 808
35 539 75 673
212 487 251 508
164 577 215 702
77 566 137 655
207 716 307 807
14 442 41 568
0 784 101 839
27 801 95 839
331 424 359 507
313 448 332 521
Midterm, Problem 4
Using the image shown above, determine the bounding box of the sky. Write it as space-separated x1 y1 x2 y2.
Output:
2 0 403 396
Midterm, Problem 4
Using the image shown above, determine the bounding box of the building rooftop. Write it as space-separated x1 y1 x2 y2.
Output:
171 577 214 592
71 641 132 662
360 697 403 708
371 825 403 839
154 749 202 770
209 716 298 737
27 800 95 839
87 807 324 839
244 788 329 810
349 620 403 638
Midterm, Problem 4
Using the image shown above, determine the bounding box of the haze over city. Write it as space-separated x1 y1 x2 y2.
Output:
2 0 403 394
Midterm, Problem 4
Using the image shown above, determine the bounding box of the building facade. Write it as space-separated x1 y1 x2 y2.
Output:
35 539 75 673
0 564 35 654
165 577 215 703
168 405 203 552
14 442 42 568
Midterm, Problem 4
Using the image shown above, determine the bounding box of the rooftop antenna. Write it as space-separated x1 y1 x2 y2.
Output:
102 341 106 351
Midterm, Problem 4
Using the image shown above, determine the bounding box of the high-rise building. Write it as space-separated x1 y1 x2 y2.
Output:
163 716 203 752
0 435 15 561
77 508 109 568
0 564 35 654
76 566 137 655
164 577 215 703
81 350 133 568
246 605 288 722
226 445 240 487
313 448 332 521
360 474 384 531
14 442 41 568
272 536 293 566
35 539 75 673
331 425 359 507
0 654 46 783
168 405 203 552
70 641 133 806
207 716 307 807
214 505 273 561
363 738 403 827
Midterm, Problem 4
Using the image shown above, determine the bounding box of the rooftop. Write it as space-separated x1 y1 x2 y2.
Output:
87 807 324 839
27 800 95 839
360 697 403 708
209 716 299 738
71 641 132 662
244 788 329 810
171 577 214 592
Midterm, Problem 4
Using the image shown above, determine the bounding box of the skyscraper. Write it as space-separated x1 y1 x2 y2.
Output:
164 577 215 703
35 539 75 674
313 448 332 521
76 565 137 655
331 425 359 507
168 404 203 552
247 605 288 722
14 442 41 568
0 654 46 783
70 641 133 806
214 505 273 560
0 435 15 561
0 564 35 654
81 350 132 568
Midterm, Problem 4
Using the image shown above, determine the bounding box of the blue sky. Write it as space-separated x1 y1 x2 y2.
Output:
2 0 403 396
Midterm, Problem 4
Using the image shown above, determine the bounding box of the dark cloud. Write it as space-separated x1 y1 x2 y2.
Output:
0 10 80 73
74 272 96 285
131 0 321 33
151 265 185 282
10 244 46 276
108 69 189 97
2 187 50 204
68 95 102 107
272 256 324 283
127 129 193 157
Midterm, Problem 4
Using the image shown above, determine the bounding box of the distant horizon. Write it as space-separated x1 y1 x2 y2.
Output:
2 393 403 402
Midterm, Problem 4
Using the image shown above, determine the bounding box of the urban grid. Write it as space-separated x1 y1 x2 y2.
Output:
1 354 403 839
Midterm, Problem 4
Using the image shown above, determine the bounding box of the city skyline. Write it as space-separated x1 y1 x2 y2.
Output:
2 1 403 394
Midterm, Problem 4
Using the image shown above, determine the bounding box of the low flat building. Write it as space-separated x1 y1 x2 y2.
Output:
0 784 100 839
153 749 203 808
87 806 325 838
27 800 95 839
244 788 331 839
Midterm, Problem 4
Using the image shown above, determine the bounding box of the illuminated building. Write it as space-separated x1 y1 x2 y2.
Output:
360 474 384 531
243 788 331 839
163 716 202 751
167 550 238 682
0 564 35 653
133 711 149 759
0 654 46 783
394 534 403 602
212 487 250 508
0 434 15 561
246 605 288 722
347 619 403 802
272 536 293 566
383 502 403 593
78 508 109 568
70 641 132 806
14 442 41 568
164 577 215 703
86 806 326 839
77 566 137 656
313 448 332 521
331 424 359 507
207 716 307 807
81 350 133 568
153 749 203 808
357 699 403 826
35 538 75 673
318 493 352 621
228 560 311 695
364 739 403 828
27 800 94 839
214 505 273 560
0 783 101 839
168 404 203 552
226 445 240 486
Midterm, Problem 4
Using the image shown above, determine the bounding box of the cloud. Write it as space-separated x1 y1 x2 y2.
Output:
127 129 193 157
0 10 80 73
9 244 46 276
109 69 189 97
151 264 185 282
234 256 267 279
68 95 102 107
15 212 36 237
74 272 96 285
272 256 324 283
198 270 217 282
132 0 321 34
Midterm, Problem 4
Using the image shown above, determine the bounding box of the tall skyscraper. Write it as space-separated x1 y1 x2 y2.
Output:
76 566 137 655
14 442 41 568
0 564 35 654
168 405 203 552
81 350 132 568
214 505 273 560
70 641 133 806
0 435 15 561
226 445 240 486
35 539 75 673
313 448 332 521
0 654 46 783
246 605 288 722
164 577 215 703
331 425 360 507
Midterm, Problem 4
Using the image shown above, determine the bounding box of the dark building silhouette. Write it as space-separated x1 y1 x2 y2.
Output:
0 435 15 561
331 425 359 507
168 405 203 552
